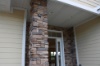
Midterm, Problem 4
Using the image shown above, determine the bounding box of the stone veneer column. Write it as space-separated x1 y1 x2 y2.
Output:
29 0 48 66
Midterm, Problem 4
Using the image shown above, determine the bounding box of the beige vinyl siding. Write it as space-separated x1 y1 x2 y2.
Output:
0 9 24 66
75 17 100 66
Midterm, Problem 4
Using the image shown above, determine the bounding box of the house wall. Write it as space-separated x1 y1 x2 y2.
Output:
27 0 77 66
26 24 77 66
0 9 24 66
75 17 100 66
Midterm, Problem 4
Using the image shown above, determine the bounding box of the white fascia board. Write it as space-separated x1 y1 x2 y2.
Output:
57 0 100 15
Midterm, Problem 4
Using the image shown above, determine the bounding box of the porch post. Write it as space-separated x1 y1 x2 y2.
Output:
29 0 48 66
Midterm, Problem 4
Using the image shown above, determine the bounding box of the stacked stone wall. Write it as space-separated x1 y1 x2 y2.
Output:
29 0 48 66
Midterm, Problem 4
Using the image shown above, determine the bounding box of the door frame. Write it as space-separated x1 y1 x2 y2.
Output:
48 30 65 66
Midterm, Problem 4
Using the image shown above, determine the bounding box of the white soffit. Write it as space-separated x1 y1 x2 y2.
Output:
0 0 11 12
48 0 97 27
57 0 100 15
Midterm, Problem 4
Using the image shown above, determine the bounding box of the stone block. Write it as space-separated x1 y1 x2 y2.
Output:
40 54 48 58
31 64 42 66
41 59 48 64
37 20 43 23
37 51 48 55
37 48 48 51
30 48 36 54
30 61 36 64
44 35 48 38
38 23 44 28
32 44 41 47
30 57 37 61
43 15 47 19
32 54 40 58
31 38 37 42
37 10 44 14
33 13 38 16
45 45 48 48
41 44 45 47
33 22 38 26
32 35 43 39
36 58 41 64
33 15 41 20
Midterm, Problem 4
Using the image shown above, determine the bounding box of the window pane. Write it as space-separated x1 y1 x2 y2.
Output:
51 52 54 56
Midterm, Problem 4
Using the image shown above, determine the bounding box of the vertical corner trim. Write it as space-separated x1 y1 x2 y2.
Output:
22 9 27 66
73 27 79 66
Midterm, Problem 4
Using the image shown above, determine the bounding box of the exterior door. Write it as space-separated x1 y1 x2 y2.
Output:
56 38 65 66
48 30 65 66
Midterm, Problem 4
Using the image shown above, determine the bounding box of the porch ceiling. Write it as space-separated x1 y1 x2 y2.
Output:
48 0 97 27
11 0 98 27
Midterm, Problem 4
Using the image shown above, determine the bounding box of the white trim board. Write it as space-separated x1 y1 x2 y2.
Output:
21 9 27 66
73 27 79 66
48 30 63 33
